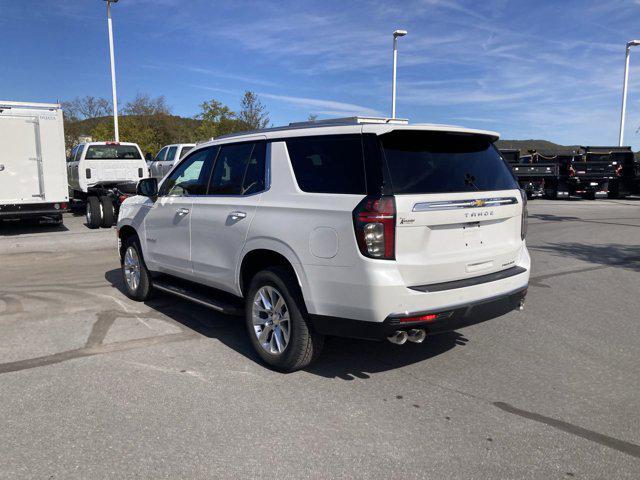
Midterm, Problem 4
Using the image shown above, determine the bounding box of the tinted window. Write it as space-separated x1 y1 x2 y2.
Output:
380 131 518 194
73 145 84 162
161 148 213 196
179 146 193 158
285 135 365 194
155 147 168 162
209 142 266 195
242 142 266 195
85 145 142 160
166 146 178 161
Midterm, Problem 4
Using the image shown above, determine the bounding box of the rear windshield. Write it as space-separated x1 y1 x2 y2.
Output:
380 131 518 194
85 145 142 160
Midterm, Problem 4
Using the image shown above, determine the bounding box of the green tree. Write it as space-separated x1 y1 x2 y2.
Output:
195 99 238 140
238 91 270 130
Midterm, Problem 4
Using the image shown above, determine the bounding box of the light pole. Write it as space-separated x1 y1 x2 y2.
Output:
391 29 407 119
104 0 120 142
618 40 640 146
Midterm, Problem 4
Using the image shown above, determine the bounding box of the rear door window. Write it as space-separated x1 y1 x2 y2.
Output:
208 142 266 195
380 131 517 194
166 146 178 162
85 145 142 160
285 135 366 194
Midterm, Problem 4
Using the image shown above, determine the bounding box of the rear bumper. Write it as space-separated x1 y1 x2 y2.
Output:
310 287 527 340
0 203 67 218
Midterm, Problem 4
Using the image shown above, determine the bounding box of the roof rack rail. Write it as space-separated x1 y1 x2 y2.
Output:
212 116 410 141
288 116 409 127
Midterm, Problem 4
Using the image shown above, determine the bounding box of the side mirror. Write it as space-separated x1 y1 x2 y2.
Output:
137 177 158 198
145 152 153 161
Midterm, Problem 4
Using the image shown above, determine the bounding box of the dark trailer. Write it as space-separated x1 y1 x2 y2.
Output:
571 146 637 199
501 149 573 199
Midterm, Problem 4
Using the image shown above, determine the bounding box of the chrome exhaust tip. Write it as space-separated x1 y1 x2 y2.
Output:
518 299 525 311
407 329 427 344
387 330 408 345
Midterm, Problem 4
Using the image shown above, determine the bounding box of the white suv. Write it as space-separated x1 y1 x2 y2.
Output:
117 117 530 371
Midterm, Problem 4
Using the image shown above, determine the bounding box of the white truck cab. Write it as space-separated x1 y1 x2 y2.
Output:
68 141 148 229
150 143 195 179
117 117 530 371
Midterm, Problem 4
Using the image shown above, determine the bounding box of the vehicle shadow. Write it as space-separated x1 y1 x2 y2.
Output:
531 242 640 273
104 269 466 379
529 213 580 222
0 220 68 236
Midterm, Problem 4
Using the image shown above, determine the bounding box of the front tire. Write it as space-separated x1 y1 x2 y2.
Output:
120 236 153 301
86 196 102 229
245 267 324 372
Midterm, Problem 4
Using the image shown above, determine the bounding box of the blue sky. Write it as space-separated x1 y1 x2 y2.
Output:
2 0 640 147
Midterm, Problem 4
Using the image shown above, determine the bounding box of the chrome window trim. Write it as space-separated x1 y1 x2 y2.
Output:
412 197 518 212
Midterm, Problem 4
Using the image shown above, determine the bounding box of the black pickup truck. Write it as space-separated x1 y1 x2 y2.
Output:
500 149 573 199
570 146 637 199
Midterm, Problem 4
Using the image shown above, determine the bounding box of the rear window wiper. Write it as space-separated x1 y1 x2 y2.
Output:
464 173 479 190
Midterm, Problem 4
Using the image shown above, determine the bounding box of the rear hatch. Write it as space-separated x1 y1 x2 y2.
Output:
379 130 524 288
573 160 614 180
83 144 147 185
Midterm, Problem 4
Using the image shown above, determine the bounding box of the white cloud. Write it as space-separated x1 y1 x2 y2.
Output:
258 93 382 117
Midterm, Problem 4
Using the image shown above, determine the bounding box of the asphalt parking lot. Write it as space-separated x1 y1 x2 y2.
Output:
1 200 639 479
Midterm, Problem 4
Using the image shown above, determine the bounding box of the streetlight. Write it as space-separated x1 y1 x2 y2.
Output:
391 29 407 119
618 39 640 146
104 0 120 142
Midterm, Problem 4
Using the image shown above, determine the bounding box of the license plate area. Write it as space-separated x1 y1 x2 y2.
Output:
462 222 482 248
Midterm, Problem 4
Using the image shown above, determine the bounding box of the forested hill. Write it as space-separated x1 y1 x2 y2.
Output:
495 139 579 154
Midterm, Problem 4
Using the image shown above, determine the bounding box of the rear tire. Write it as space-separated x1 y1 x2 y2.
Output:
100 196 115 228
86 197 102 229
245 267 324 372
120 235 153 301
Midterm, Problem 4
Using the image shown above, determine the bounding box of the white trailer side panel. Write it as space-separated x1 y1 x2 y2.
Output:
0 104 68 206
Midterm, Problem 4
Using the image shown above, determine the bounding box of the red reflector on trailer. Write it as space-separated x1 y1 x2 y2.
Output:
399 313 438 323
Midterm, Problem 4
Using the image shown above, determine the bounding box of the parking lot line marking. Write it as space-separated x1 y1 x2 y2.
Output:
494 402 640 460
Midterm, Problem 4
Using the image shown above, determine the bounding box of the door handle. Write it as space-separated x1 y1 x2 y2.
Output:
176 207 190 215
229 211 247 219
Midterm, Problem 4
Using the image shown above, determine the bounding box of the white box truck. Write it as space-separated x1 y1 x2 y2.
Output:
0 101 68 225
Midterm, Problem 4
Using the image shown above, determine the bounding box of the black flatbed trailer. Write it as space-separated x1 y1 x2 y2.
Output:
500 149 574 199
571 146 637 199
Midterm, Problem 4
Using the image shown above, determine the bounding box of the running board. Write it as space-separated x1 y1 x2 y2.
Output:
153 280 244 316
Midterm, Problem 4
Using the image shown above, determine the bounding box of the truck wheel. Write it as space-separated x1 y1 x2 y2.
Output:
120 235 153 301
245 267 324 372
100 196 115 228
86 197 102 229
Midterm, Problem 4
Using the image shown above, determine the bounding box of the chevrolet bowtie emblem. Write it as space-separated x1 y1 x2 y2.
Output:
474 199 486 207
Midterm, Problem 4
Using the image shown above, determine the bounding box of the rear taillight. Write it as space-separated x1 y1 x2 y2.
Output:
520 189 528 240
353 195 396 260
569 165 576 177
615 165 623 177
